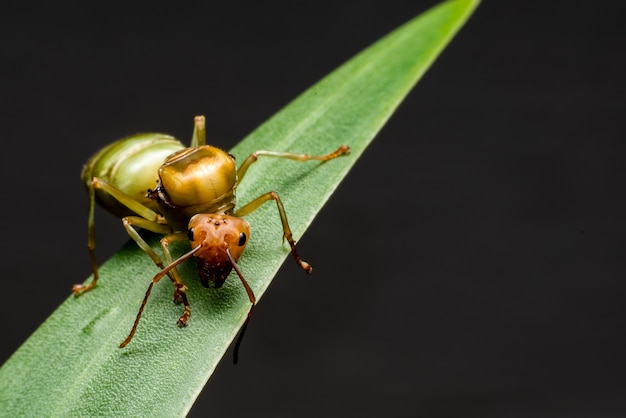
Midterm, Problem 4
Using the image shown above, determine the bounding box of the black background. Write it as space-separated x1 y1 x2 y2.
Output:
1 1 625 417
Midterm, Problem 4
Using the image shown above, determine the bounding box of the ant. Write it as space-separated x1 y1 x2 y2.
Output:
74 116 349 362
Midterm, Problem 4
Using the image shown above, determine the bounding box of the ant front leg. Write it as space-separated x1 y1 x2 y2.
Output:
121 216 174 272
235 191 312 273
160 231 192 325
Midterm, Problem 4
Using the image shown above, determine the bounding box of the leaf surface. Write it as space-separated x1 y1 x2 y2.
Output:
0 1 479 416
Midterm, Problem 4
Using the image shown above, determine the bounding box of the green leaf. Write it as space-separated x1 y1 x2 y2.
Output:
0 1 479 416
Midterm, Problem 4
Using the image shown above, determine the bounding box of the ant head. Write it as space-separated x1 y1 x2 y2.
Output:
187 213 251 288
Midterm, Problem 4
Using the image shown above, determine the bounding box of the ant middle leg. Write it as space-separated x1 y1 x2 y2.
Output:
74 177 169 295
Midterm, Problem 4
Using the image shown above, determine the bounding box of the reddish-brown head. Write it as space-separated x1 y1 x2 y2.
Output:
187 213 251 288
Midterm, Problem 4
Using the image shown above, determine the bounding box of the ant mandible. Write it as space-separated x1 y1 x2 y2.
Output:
74 116 349 362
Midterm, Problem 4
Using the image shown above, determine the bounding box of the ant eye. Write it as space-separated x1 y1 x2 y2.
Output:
238 232 247 246
188 228 195 241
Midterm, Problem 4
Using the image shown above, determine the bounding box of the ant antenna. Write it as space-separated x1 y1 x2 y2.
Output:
119 245 201 348
226 248 256 364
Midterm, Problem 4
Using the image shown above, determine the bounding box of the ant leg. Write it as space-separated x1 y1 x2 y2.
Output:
122 221 197 325
190 115 206 148
79 176 100 294
160 232 192 326
74 177 168 296
236 145 350 183
121 216 173 270
235 191 312 273
120 245 199 348
91 177 165 220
